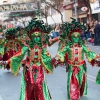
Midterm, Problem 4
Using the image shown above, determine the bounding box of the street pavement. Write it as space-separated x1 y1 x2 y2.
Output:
0 42 100 100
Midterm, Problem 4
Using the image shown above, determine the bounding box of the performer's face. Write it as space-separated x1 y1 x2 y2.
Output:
8 40 15 48
32 32 41 43
71 32 80 43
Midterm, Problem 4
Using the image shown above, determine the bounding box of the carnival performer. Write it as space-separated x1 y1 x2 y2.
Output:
3 28 22 71
55 18 99 100
17 26 30 45
0 19 59 100
57 23 69 70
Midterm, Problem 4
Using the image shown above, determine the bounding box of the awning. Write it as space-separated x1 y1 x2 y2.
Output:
72 13 87 18
78 14 87 18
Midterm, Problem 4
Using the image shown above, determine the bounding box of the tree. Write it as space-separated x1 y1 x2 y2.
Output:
8 0 64 25
42 0 64 23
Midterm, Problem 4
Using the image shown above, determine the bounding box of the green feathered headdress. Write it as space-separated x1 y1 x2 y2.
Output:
60 18 86 38
16 26 22 31
5 28 18 39
60 22 70 38
25 18 46 36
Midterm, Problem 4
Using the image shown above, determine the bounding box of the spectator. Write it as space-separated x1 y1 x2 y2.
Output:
89 23 95 39
84 24 90 41
94 20 100 45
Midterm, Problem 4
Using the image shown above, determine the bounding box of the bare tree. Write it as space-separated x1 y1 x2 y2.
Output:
42 0 64 23
7 0 64 24
32 0 56 24
41 3 57 24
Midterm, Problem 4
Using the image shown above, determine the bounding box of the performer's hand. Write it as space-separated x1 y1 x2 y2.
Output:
0 61 8 65
0 61 4 65
4 61 8 65
97 55 100 59
95 60 100 67
52 57 60 68
59 62 65 66
95 55 100 67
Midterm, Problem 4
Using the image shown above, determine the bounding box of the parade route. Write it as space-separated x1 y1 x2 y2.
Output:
0 42 100 100
0 0 100 100
0 95 3 100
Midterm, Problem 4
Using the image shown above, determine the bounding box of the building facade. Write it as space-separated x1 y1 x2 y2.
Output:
90 0 100 22
63 0 90 23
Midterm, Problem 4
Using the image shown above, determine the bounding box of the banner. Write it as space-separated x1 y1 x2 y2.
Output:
0 2 37 12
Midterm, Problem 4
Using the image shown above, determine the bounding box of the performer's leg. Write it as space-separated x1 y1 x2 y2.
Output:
80 73 86 96
67 69 73 100
70 73 80 100
34 66 44 100
67 67 80 100
24 69 34 100
79 65 87 96
3 52 10 70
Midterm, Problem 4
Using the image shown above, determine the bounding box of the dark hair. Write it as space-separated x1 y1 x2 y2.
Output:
93 19 97 22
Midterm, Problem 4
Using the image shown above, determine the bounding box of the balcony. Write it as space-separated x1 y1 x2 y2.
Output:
63 0 86 10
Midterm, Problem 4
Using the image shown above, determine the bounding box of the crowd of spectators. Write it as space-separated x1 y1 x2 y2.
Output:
50 20 100 46
81 19 100 46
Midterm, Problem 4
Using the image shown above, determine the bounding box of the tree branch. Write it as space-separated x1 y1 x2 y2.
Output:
42 0 64 23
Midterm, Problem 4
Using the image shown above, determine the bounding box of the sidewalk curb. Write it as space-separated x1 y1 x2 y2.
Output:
0 95 3 100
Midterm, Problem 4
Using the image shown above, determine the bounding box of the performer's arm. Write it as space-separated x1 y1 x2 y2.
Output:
56 45 69 62
48 36 60 46
41 47 54 74
83 45 97 66
7 46 28 76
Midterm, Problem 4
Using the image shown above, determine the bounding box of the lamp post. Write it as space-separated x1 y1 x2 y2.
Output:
74 0 78 21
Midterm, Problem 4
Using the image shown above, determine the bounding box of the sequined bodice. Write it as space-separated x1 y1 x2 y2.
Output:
29 45 42 62
70 46 83 62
